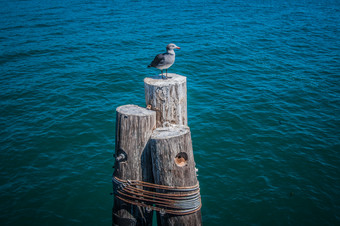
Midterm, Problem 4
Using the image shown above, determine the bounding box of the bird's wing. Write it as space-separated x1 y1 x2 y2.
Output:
150 53 166 67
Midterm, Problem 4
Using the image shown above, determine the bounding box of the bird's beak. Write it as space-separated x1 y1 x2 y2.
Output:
175 46 181 49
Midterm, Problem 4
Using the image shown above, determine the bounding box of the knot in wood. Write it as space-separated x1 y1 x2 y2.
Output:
156 87 166 101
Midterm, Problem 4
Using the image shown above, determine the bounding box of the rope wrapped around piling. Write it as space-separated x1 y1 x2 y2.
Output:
112 176 202 215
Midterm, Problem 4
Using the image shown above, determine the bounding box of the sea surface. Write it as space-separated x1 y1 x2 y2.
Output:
1 0 339 225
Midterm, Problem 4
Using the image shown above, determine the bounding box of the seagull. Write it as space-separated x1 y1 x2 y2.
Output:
148 43 180 79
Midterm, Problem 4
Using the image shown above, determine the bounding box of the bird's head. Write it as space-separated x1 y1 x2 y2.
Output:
166 43 180 51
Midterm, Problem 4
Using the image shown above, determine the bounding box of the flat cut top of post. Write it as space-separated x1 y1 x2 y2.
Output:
144 73 186 87
116 104 155 116
151 125 189 140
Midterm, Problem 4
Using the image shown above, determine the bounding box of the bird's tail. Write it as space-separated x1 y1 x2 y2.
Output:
147 65 151 68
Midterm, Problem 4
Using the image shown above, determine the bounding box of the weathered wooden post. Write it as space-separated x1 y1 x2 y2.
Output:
113 74 202 226
144 74 202 226
150 126 202 226
112 105 156 226
144 73 187 127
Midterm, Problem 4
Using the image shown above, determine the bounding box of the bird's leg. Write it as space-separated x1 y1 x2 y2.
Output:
166 69 168 79
161 70 164 79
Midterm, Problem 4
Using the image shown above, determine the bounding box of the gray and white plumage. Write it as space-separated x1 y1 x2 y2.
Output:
148 43 180 78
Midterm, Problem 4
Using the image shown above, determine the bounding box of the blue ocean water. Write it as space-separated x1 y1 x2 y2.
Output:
1 0 339 225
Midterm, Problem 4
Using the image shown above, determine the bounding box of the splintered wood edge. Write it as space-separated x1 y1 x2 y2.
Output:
151 125 190 140
144 73 186 87
116 104 156 116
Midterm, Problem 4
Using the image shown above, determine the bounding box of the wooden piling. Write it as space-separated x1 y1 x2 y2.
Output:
113 74 202 226
113 104 156 226
149 125 202 226
144 74 187 128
